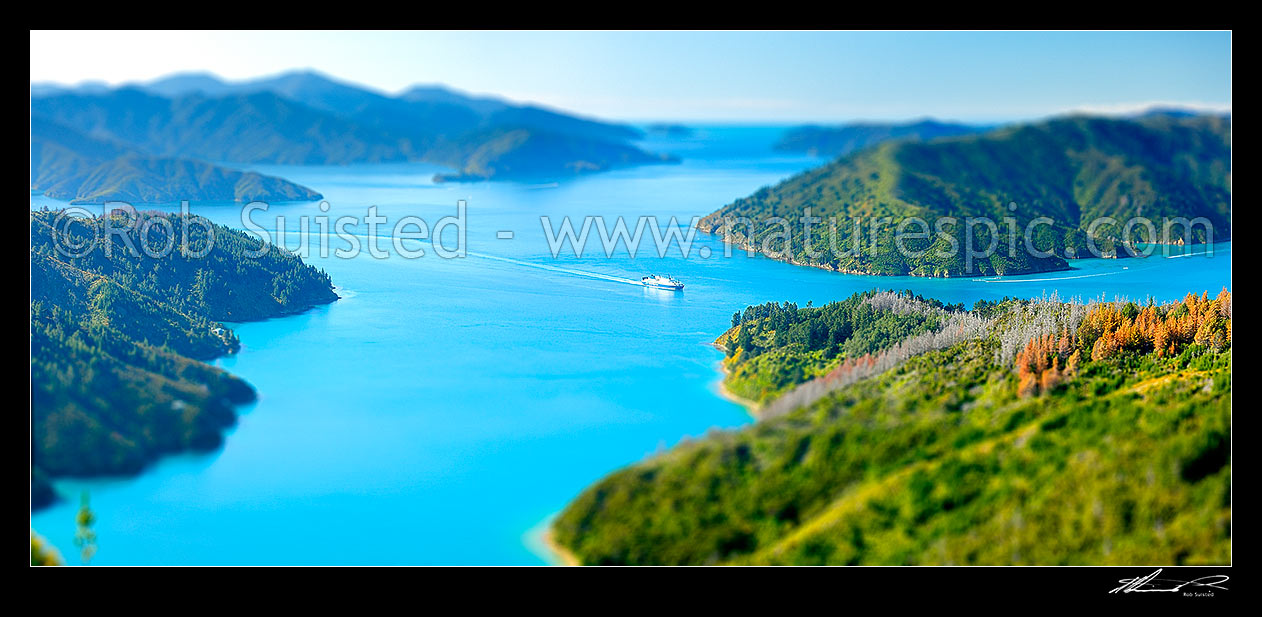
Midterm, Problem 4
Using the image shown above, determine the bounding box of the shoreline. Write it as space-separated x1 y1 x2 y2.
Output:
528 344 760 567
712 343 762 419
32 278 340 513
694 225 1073 278
540 529 581 567
693 226 1231 279
523 512 581 566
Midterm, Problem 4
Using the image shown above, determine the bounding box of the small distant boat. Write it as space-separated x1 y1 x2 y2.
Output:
641 274 684 290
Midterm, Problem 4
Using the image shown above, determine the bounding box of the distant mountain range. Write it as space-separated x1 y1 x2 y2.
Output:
30 70 675 200
31 115 322 204
703 113 1231 277
774 119 987 158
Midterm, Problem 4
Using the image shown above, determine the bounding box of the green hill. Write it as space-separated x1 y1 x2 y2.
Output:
31 72 673 183
30 210 338 509
700 114 1231 277
716 292 961 406
31 116 323 204
32 89 406 166
553 290 1231 565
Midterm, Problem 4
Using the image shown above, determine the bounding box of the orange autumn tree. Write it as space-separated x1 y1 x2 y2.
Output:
1015 327 1078 397
1015 289 1231 397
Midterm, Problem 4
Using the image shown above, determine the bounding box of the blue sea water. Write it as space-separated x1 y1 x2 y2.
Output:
30 126 1232 565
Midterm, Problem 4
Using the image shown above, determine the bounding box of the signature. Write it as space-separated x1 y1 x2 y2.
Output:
1110 569 1230 594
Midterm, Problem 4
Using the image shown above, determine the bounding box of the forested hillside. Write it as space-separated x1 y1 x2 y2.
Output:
553 290 1232 565
717 291 962 405
701 114 1231 277
31 115 323 204
30 210 338 509
31 71 674 184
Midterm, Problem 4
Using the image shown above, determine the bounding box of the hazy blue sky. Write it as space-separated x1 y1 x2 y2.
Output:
30 30 1231 122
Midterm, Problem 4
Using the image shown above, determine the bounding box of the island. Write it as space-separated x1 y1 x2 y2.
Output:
552 289 1231 565
30 209 338 509
430 128 679 183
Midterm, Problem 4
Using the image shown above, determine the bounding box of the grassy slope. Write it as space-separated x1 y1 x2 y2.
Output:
741 344 1230 565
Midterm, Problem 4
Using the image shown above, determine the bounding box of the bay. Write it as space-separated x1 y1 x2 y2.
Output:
29 126 1231 565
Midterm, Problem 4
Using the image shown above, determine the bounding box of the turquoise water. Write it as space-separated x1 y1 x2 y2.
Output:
30 126 1231 565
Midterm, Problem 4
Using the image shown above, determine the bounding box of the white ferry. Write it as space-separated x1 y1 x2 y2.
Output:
641 274 684 290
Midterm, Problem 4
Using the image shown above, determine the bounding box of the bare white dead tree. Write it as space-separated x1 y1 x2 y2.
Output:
756 292 1152 422
759 310 991 420
990 292 1141 364
862 291 949 318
